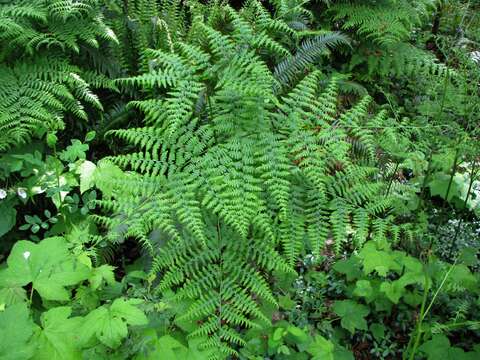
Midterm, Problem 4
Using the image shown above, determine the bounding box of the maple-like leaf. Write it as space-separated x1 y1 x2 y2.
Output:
78 298 148 348
0 237 90 301
333 300 369 334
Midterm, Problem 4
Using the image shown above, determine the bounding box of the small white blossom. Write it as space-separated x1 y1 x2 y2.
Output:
23 251 31 260
17 188 27 199
305 254 315 262
471 51 480 64
0 189 6 200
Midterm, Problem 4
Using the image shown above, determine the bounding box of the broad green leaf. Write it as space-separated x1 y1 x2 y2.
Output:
286 325 309 344
0 237 90 301
332 300 369 334
458 248 478 266
334 348 354 360
0 303 35 360
78 298 147 348
85 131 96 142
60 140 89 162
380 280 406 303
353 280 372 298
428 173 461 201
89 265 116 290
418 334 450 359
369 323 385 342
403 290 423 307
187 337 220 359
279 295 296 310
418 335 475 360
333 257 363 281
134 334 190 360
0 287 27 306
358 242 400 276
307 335 334 360
0 202 16 237
445 265 477 292
46 133 58 148
34 307 84 360
78 160 96 193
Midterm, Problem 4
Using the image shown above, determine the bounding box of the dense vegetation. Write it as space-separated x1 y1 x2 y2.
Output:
0 0 479 359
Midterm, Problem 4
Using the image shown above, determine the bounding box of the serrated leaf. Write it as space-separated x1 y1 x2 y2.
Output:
34 307 84 360
78 298 147 348
333 257 363 281
0 203 16 237
333 300 369 334
353 280 372 298
89 265 116 290
60 140 89 162
358 242 400 276
380 281 405 304
417 335 474 360
0 237 90 301
307 335 335 360
0 303 35 360
0 287 27 306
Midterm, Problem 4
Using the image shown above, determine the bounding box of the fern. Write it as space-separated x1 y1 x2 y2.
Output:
274 31 350 90
329 0 436 46
93 3 409 356
0 60 97 151
0 0 117 150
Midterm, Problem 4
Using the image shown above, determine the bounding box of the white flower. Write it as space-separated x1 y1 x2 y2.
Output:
17 188 27 199
471 51 480 64
23 251 31 260
0 189 6 200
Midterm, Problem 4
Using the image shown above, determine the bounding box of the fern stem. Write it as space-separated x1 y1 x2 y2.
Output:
385 162 399 196
217 218 224 341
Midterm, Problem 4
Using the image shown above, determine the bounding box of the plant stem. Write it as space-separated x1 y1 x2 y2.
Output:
407 269 430 360
423 259 457 319
407 257 458 360
385 161 399 196
444 149 460 203
29 286 34 305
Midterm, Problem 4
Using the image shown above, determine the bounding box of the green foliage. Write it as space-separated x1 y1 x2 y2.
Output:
328 0 435 46
333 299 370 333
92 2 414 355
0 0 479 359
78 298 148 348
0 303 35 359
0 235 147 359
419 334 480 360
0 0 116 151
240 320 353 359
0 237 90 301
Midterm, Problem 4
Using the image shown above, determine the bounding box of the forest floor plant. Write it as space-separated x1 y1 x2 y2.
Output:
0 0 479 359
